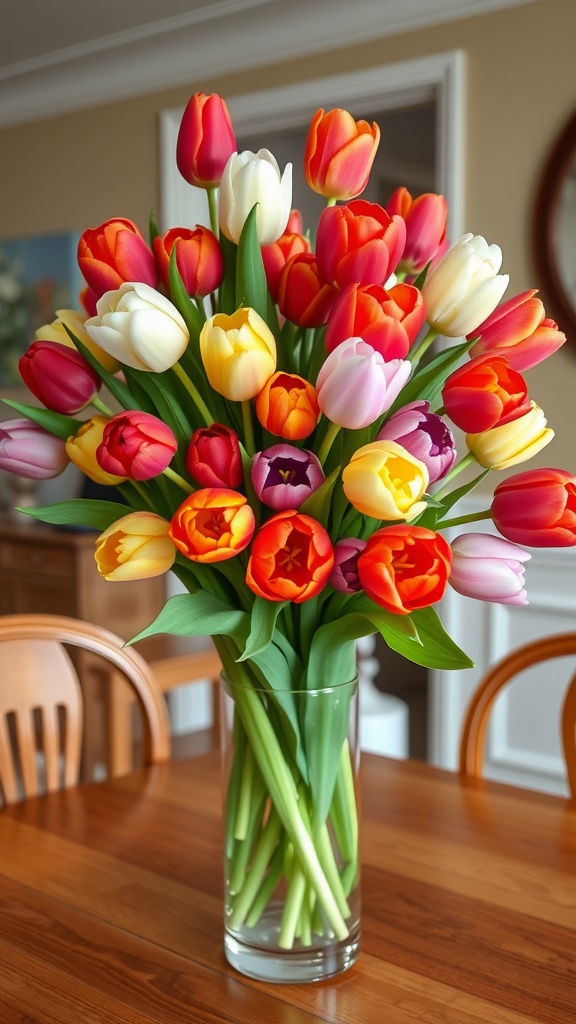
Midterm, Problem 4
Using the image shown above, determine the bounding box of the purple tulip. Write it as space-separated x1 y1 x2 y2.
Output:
0 418 69 479
251 443 324 510
449 532 531 606
328 537 367 593
377 400 457 483
316 337 411 429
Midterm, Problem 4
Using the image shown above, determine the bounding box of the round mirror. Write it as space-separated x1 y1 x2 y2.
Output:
533 110 576 346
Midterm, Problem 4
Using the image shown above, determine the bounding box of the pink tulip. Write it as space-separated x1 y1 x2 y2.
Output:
468 289 566 371
449 533 531 606
97 411 178 481
386 187 448 276
0 418 69 479
316 338 411 429
377 400 456 483
328 537 367 593
251 443 324 511
19 339 102 415
315 200 406 291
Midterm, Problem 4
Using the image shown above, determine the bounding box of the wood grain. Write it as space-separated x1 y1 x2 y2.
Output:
0 753 575 1023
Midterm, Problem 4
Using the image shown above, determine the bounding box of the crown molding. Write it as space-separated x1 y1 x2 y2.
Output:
0 0 534 129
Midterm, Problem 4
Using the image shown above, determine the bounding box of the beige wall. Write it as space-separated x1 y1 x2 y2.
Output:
1 0 575 472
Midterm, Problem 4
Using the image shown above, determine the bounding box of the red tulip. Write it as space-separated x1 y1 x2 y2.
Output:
97 411 177 481
315 200 406 291
170 488 255 563
357 524 452 615
154 226 224 297
469 289 566 371
277 252 338 328
77 217 156 300
19 339 101 414
304 107 380 201
325 282 425 359
442 354 530 433
386 187 448 275
185 423 242 489
261 230 311 303
246 510 334 603
176 92 237 189
491 468 576 547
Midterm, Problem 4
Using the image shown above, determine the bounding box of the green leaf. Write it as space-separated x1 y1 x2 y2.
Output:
128 591 249 644
303 682 355 827
168 247 205 337
306 615 367 686
299 468 339 528
238 597 287 661
381 605 474 670
149 208 160 246
390 337 475 414
236 205 269 321
62 327 137 411
219 235 238 314
123 366 193 453
21 498 130 530
2 399 83 441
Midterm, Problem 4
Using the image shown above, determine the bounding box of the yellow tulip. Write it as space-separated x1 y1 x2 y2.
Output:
342 440 429 520
36 309 121 374
199 307 277 401
65 415 127 485
95 512 176 580
466 402 554 470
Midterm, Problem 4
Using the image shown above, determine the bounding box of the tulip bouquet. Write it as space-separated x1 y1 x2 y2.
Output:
1 91 575 972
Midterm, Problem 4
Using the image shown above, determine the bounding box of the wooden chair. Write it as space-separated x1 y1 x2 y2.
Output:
0 613 171 806
459 632 576 797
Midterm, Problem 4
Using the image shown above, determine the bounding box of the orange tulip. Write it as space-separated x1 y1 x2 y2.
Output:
357 525 452 615
304 107 380 201
255 372 319 440
246 510 334 603
169 488 255 563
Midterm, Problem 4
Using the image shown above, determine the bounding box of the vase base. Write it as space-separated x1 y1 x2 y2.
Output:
224 924 360 984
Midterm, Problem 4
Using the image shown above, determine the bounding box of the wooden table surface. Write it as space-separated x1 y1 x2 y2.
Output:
0 752 575 1023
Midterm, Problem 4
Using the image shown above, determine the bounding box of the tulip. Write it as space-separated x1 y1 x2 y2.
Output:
386 187 448 276
85 282 189 372
97 411 178 481
466 402 554 470
219 149 292 245
342 439 429 521
185 423 242 489
377 400 456 484
357 524 452 615
448 532 530 606
80 286 98 318
468 289 566 371
422 233 509 337
65 416 127 485
325 282 426 359
176 92 237 189
78 218 156 300
315 200 406 291
316 338 411 430
303 107 380 201
0 418 69 479
19 339 102 415
246 510 334 603
261 229 311 304
277 252 338 328
251 443 324 511
491 468 576 547
153 226 224 298
35 309 120 374
328 537 367 594
95 512 176 581
169 488 255 563
254 371 319 440
199 307 276 402
441 354 530 433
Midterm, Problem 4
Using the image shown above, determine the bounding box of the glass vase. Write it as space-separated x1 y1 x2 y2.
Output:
220 672 361 984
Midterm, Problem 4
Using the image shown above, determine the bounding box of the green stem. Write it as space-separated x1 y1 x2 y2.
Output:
241 400 256 456
162 466 194 494
438 508 493 531
317 420 341 467
229 809 283 930
172 361 214 426
432 451 477 502
279 857 307 948
207 186 219 237
91 395 115 417
408 326 438 364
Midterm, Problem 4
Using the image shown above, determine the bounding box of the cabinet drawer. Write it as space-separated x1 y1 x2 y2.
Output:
0 540 75 576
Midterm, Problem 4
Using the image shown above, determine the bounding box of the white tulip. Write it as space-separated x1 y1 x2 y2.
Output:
422 233 509 338
85 282 189 372
219 149 292 246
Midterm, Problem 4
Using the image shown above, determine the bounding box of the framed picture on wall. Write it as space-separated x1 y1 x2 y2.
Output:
0 230 81 390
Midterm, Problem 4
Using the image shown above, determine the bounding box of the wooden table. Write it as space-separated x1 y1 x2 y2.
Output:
0 753 574 1023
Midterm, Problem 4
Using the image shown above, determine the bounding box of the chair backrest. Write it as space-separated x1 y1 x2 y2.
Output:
0 613 171 806
459 632 576 797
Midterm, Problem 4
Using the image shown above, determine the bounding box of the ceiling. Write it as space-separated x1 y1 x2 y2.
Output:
1 0 536 128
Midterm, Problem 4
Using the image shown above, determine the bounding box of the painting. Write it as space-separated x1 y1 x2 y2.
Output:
0 230 82 389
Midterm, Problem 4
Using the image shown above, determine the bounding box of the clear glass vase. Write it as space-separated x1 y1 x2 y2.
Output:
220 672 361 984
